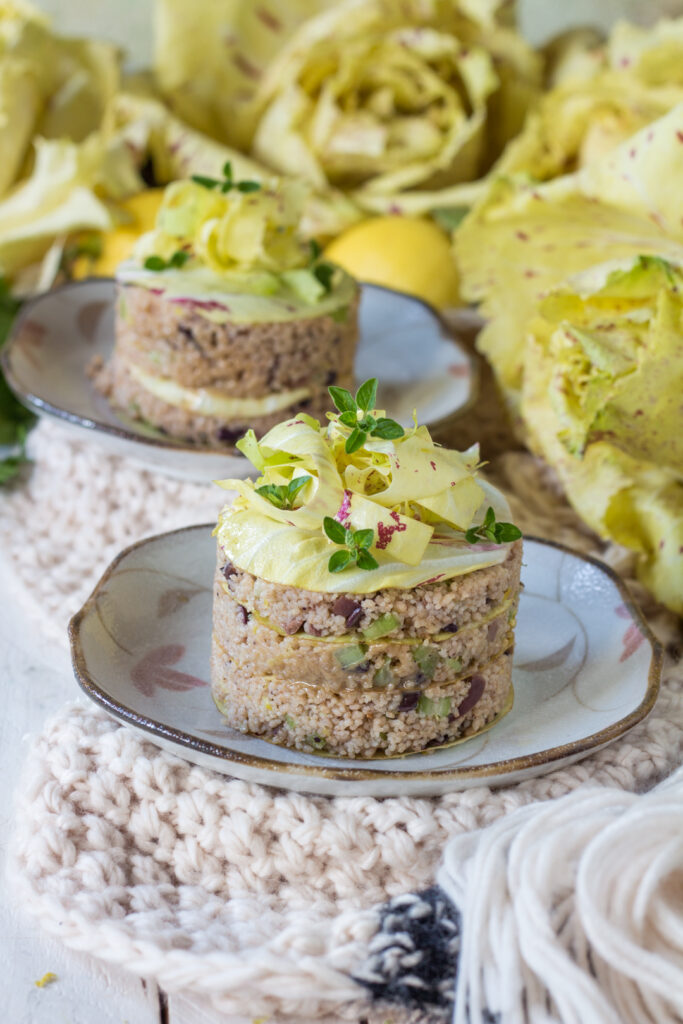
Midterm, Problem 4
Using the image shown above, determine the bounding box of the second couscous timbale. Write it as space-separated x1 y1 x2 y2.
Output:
92 166 359 446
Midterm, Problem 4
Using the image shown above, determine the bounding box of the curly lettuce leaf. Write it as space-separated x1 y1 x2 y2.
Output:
535 256 683 474
522 343 683 614
154 0 341 150
252 6 499 197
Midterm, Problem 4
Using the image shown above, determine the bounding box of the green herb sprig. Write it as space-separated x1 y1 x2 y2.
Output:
0 278 35 485
323 516 379 573
255 475 311 510
144 250 190 272
308 239 335 294
191 161 262 194
329 378 404 454
465 506 522 545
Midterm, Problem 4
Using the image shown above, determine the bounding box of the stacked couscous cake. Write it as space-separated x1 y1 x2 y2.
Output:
212 379 522 758
93 165 359 446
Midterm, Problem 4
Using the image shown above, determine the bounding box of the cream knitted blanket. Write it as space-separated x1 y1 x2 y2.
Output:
4 420 683 1023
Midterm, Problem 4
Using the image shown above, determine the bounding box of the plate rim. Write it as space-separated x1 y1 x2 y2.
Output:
1 277 478 457
68 524 663 783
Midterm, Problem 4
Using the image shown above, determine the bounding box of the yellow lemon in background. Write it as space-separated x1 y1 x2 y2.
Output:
72 188 165 278
324 215 461 310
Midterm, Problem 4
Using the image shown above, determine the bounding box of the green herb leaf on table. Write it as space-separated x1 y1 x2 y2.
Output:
0 280 34 485
464 506 522 545
323 516 379 573
328 378 405 453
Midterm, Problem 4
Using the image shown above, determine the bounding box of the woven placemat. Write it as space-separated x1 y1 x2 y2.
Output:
4 419 682 1021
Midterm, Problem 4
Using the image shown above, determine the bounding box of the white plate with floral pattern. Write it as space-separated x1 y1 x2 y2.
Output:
1 279 474 482
68 526 661 797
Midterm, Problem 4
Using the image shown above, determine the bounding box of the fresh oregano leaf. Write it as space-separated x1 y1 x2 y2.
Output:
338 410 358 428
191 174 220 190
352 529 374 550
356 550 379 571
371 418 405 440
345 427 367 454
144 255 167 271
356 378 378 412
328 385 356 414
329 550 352 573
323 516 347 545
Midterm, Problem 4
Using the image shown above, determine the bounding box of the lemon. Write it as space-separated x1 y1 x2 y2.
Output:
324 215 460 309
72 188 166 279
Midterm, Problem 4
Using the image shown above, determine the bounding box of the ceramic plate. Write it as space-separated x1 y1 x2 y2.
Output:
2 279 474 482
69 526 661 797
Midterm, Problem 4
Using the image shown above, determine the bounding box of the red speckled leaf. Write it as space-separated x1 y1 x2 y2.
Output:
131 644 207 697
517 636 576 672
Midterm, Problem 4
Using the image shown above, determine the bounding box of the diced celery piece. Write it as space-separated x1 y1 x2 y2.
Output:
334 643 368 669
413 644 441 678
446 657 463 674
284 714 296 728
362 613 401 641
373 663 395 688
306 735 327 750
417 695 451 717
282 268 325 304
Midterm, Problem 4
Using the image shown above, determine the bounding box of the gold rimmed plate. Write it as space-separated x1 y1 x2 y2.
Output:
1 278 475 482
68 525 662 797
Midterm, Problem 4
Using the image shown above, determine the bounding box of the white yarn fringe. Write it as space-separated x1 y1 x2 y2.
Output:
438 768 683 1024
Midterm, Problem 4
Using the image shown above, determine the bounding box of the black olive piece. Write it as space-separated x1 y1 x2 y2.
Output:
398 692 419 712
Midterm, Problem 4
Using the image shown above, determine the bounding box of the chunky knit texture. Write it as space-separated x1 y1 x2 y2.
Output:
5 420 683 1022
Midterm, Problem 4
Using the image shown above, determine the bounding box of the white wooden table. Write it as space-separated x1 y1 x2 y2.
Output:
0 552 257 1023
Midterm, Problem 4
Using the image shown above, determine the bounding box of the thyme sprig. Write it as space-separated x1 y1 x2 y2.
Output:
255 475 311 511
143 250 190 272
191 161 261 194
323 516 379 573
329 377 404 454
465 506 522 545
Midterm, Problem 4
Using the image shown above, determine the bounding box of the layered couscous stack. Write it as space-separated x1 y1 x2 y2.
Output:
212 379 522 758
93 165 359 446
